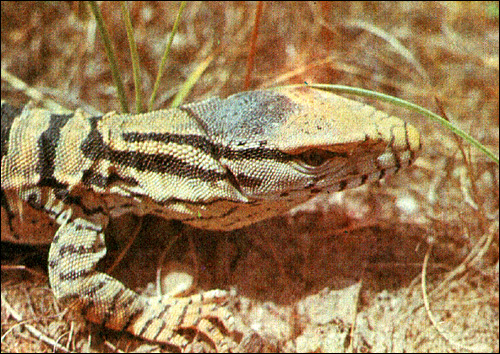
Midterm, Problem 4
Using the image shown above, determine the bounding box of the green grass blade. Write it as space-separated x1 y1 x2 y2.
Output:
148 1 187 110
284 84 499 165
170 53 215 108
88 1 129 113
120 1 144 113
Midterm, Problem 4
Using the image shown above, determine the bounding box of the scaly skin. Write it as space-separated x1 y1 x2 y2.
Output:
1 87 420 350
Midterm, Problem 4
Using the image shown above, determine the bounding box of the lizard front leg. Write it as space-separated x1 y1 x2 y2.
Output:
48 216 235 350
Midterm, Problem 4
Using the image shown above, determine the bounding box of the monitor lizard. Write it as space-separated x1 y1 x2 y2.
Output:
1 86 421 350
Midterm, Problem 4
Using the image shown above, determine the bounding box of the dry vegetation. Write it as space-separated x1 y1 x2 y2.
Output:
1 2 498 352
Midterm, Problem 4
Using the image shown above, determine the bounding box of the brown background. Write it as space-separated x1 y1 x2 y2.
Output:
1 2 498 352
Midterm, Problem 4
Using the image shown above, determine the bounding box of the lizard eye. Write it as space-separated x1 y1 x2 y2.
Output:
297 149 333 167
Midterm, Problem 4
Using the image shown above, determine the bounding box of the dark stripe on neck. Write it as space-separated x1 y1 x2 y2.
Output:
1 102 23 158
82 120 229 182
37 112 74 187
109 150 230 181
122 131 292 162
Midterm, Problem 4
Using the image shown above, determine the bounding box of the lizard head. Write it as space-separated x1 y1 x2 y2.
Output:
92 87 420 229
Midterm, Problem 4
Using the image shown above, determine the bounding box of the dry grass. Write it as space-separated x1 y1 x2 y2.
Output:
1 2 498 352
